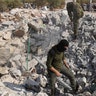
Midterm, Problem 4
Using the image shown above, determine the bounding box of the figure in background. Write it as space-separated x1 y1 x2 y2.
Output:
67 1 84 40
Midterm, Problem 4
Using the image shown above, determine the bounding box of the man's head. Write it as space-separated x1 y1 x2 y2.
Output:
57 39 69 52
67 2 74 9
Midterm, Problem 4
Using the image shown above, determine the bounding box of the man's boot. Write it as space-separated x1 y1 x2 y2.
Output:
73 82 79 94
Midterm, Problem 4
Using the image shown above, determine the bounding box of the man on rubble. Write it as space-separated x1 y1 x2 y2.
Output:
46 39 79 96
66 0 84 40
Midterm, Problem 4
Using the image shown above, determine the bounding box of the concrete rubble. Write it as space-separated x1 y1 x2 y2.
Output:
0 8 96 96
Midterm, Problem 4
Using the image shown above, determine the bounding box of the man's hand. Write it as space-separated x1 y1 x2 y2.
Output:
50 67 62 77
55 71 62 77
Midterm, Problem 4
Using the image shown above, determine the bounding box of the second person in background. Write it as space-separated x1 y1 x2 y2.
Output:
67 0 84 40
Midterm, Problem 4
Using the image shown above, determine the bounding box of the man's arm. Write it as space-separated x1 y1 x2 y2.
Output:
50 67 61 77
63 59 69 69
66 3 73 22
67 5 73 21
46 52 61 77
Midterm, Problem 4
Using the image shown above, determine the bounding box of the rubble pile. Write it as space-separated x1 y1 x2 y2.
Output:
0 8 96 96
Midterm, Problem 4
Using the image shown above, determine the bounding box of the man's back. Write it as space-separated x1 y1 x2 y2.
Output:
67 2 84 19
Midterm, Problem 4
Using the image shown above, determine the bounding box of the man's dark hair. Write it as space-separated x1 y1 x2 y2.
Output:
58 39 69 47
67 2 73 9
57 39 69 52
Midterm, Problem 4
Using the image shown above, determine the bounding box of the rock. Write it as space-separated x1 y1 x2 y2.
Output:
0 48 11 65
2 21 15 26
28 58 38 70
0 38 6 47
41 6 49 11
51 13 61 25
64 93 73 96
0 31 4 37
92 56 96 70
24 77 41 92
78 77 87 87
9 68 22 78
0 81 5 87
83 91 91 96
13 30 25 37
0 7 96 96
31 73 39 80
28 18 43 33
10 8 22 15
36 92 48 96
92 90 96 96
12 54 21 61
0 67 9 75
1 74 14 83
36 75 47 87
62 30 70 39
3 31 12 40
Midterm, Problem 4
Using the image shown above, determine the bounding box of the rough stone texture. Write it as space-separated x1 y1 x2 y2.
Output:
0 8 96 96
0 48 11 65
